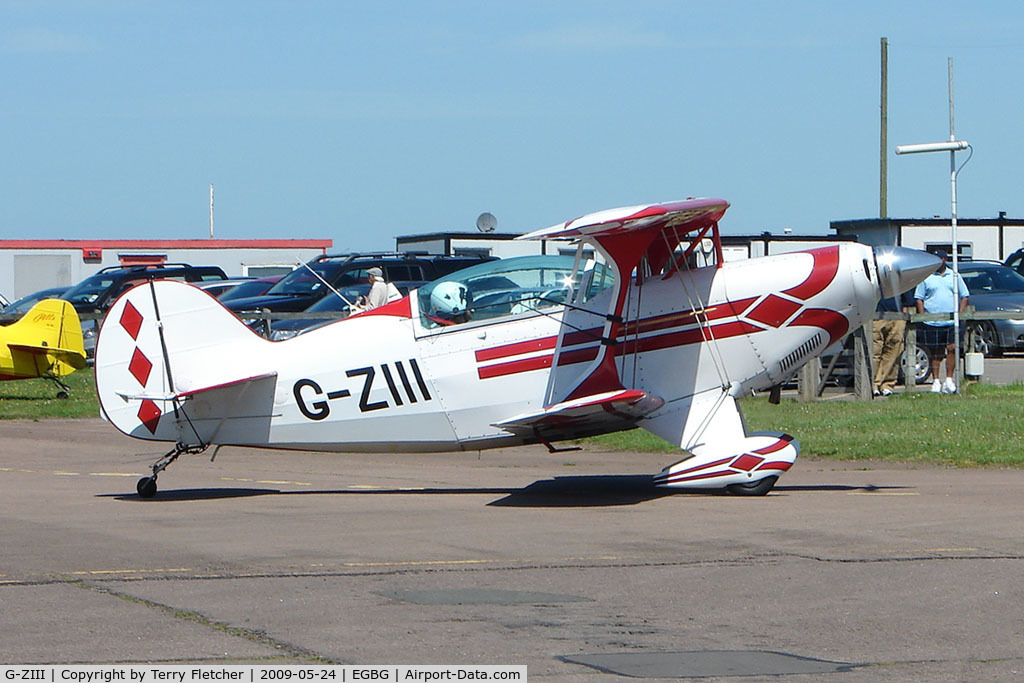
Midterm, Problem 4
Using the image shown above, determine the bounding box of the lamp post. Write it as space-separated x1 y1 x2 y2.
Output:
895 58 973 391
895 137 970 389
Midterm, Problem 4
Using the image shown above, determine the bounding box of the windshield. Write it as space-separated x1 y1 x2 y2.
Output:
62 273 120 306
305 285 371 312
5 288 69 315
218 279 276 302
960 265 1024 294
418 254 613 328
265 261 352 296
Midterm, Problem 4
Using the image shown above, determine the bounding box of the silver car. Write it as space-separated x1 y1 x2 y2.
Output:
957 261 1024 356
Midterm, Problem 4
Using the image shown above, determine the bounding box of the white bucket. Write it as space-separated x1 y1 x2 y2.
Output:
964 352 984 378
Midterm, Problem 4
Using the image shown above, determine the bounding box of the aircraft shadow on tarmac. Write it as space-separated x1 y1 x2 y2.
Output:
99 477 910 507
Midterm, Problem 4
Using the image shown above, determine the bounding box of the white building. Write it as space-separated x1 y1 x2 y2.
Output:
396 231 853 262
0 238 331 300
830 214 1024 262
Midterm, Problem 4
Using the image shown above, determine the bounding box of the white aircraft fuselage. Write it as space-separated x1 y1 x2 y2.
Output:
94 199 938 497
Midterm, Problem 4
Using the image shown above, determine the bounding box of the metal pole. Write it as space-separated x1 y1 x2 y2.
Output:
880 37 888 218
948 58 961 390
209 184 215 239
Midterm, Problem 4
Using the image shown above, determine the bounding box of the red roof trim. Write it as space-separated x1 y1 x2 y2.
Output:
0 239 332 250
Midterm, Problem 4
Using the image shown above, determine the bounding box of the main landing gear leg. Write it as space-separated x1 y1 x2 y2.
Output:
137 442 208 498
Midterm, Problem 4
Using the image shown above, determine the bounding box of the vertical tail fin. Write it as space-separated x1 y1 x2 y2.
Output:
95 280 274 442
5 299 86 376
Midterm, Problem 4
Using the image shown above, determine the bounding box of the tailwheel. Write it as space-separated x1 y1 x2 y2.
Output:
46 375 72 399
135 441 208 498
726 475 778 497
137 476 158 498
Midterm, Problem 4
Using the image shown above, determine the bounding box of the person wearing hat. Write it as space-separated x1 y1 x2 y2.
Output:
913 249 969 393
360 267 390 311
353 266 403 313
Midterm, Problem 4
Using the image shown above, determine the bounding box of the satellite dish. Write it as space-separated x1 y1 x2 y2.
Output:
476 212 497 233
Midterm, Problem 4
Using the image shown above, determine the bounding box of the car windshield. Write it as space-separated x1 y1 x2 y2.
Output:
264 261 352 296
4 288 69 315
62 274 120 306
418 254 613 328
305 285 371 312
960 265 1024 294
218 278 279 302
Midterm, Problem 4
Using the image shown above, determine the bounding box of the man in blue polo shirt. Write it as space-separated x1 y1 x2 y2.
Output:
913 250 969 393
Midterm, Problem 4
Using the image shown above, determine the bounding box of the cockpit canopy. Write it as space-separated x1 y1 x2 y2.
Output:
418 254 614 328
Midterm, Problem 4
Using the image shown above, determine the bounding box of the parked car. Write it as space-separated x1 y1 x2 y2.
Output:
224 252 496 321
62 263 228 359
266 281 416 340
0 286 70 324
956 261 1024 356
195 277 255 299
216 275 283 302
1003 248 1024 277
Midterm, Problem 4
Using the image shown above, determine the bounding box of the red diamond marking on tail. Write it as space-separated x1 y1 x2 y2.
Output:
129 348 153 386
137 399 161 435
120 301 144 340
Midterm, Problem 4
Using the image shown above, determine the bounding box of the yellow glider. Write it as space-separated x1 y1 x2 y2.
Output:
0 299 87 397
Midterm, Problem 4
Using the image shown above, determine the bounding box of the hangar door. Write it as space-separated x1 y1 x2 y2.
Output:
14 254 72 298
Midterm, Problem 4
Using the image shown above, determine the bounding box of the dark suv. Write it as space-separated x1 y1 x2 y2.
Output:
224 252 496 319
1004 248 1024 277
63 263 229 358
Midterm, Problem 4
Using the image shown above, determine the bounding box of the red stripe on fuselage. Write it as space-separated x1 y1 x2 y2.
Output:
783 246 840 300
475 336 558 362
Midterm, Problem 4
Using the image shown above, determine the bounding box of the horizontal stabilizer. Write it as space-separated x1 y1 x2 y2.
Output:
114 371 278 403
8 343 87 369
494 389 664 442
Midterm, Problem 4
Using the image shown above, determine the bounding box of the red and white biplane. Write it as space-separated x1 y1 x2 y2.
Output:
94 198 938 498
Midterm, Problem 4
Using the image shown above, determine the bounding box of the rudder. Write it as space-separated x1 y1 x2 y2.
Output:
95 280 272 441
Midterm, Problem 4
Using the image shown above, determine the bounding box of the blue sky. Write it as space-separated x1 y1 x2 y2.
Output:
2 1 1023 250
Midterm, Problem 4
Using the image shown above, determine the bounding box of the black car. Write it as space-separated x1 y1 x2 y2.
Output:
266 281 418 340
225 252 496 322
62 263 229 358
0 286 70 324
1004 248 1024 277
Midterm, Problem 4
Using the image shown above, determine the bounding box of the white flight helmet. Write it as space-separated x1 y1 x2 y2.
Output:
430 281 470 316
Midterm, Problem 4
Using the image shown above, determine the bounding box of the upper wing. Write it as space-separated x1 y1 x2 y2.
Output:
518 198 728 242
516 199 731 406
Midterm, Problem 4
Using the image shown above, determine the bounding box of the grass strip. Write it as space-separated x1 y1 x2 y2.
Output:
4 370 1022 466
0 369 98 419
585 383 1024 467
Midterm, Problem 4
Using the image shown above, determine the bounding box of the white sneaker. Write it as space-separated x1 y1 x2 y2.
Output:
931 379 942 393
942 377 956 394
882 388 893 396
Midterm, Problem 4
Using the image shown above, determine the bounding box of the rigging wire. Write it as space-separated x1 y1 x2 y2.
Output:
661 227 732 388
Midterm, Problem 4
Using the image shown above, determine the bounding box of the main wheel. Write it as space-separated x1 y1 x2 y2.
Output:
137 476 158 498
726 475 778 497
